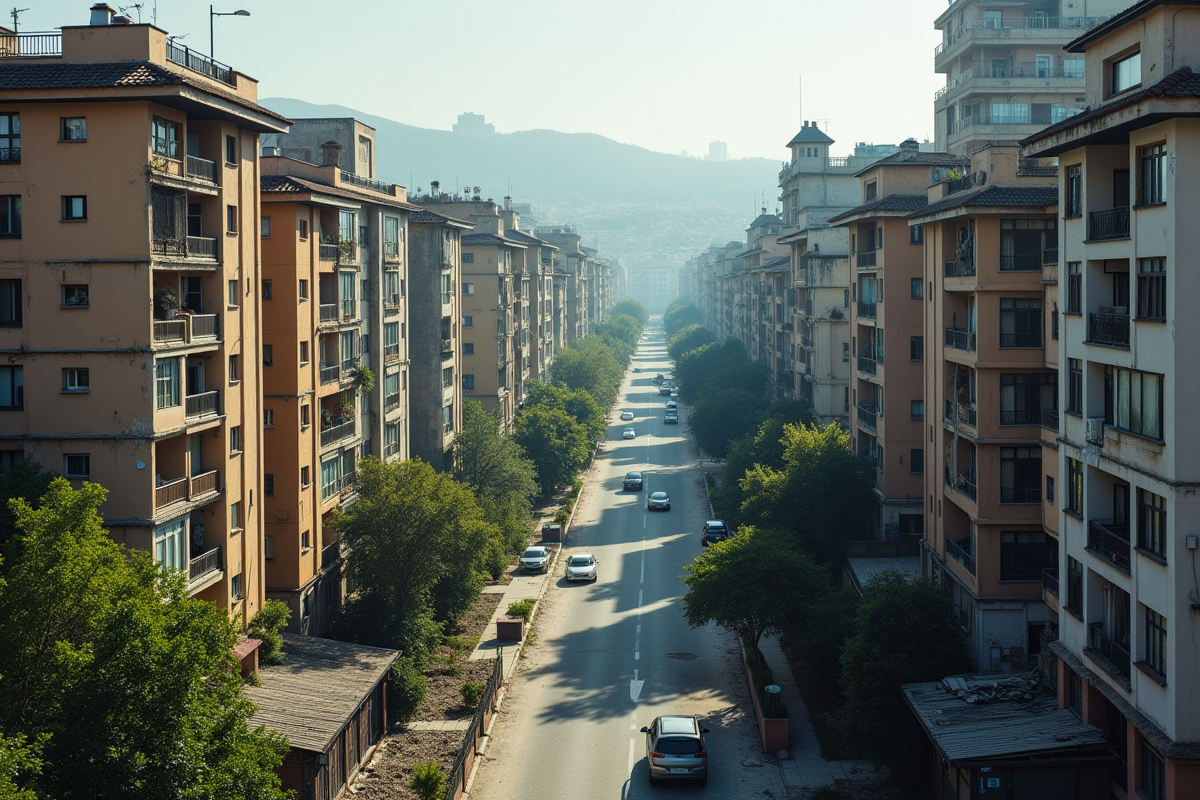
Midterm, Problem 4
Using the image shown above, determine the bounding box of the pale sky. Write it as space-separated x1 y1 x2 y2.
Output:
28 0 948 160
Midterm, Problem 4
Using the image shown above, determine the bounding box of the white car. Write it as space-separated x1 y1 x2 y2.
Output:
519 546 551 572
622 427 636 439
565 553 599 582
620 410 635 421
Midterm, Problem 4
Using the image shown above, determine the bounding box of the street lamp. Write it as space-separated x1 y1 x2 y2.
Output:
210 6 250 61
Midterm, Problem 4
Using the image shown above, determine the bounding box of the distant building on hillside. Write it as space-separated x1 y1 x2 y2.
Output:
707 141 728 161
453 112 495 135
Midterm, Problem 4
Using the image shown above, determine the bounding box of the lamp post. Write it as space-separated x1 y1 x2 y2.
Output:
210 6 250 61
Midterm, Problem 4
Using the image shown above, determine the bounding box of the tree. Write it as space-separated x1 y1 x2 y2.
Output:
739 422 875 567
248 599 292 666
514 404 590 495
674 339 770 404
681 527 828 668
611 299 648 327
663 301 703 338
667 324 715 361
839 574 970 786
0 459 55 566
688 388 769 459
0 732 42 800
0 478 289 800
548 337 624 410
785 586 860 705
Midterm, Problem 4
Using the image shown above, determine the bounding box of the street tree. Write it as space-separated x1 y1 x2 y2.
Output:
681 526 828 668
663 301 703 338
611 299 648 327
666 323 715 361
548 337 624 410
0 732 42 800
0 459 55 563
514 404 591 495
688 388 769 458
710 404 810 529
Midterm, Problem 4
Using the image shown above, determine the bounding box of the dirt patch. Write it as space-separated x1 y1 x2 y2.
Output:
792 776 901 800
413 594 502 721
351 730 462 800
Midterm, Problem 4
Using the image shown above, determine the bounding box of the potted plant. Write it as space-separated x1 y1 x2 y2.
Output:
321 407 333 428
349 364 375 397
154 286 179 320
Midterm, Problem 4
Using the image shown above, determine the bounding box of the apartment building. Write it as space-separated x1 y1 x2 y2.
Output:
912 144 1061 674
627 263 678 313
681 241 741 333
733 213 790 395
505 227 558 382
1022 1 1200 794
933 0 1126 155
539 227 590 343
831 140 969 540
0 11 289 624
460 228 522 431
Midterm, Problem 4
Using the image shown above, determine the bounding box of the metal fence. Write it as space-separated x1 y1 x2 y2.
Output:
443 655 504 800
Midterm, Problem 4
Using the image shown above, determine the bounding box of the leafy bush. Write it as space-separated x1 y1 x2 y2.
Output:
506 598 536 621
553 508 570 527
759 689 788 719
460 681 485 707
247 599 292 666
408 761 446 800
389 657 427 721
663 301 703 338
689 388 769 458
667 324 715 361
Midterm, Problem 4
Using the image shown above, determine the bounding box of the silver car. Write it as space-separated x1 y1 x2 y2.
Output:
647 491 671 511
565 553 598 582
641 715 710 784
519 546 550 572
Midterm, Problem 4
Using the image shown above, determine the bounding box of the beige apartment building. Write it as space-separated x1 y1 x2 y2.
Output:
1023 1 1200 793
913 144 1060 673
539 227 590 343
832 140 969 540
460 229 523 431
505 227 558 383
0 11 289 624
933 0 1125 154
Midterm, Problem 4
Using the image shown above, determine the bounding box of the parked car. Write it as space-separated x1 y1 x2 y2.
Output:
701 520 728 547
565 553 599 582
624 471 644 491
647 491 671 511
620 410 635 421
622 427 637 439
664 411 679 424
519 546 551 572
641 715 710 785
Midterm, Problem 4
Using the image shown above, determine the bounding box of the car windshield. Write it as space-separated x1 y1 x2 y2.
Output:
522 548 544 558
627 472 641 479
652 493 667 500
568 556 593 566
656 738 702 755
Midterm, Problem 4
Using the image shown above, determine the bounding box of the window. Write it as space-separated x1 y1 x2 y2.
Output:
910 449 924 474
1066 166 1082 218
300 404 311 429
227 279 239 308
443 404 454 433
62 368 89 393
226 205 238 233
320 454 343 501
999 298 1042 348
298 279 309 300
0 279 20 325
991 102 1030 124
865 182 877 201
462 282 475 295
300 465 310 488
384 270 401 306
0 365 22 408
383 216 400 257
225 134 238 165
154 520 185 571
60 117 86 142
1066 557 1083 616
300 529 310 549
228 355 239 382
842 342 849 362
1110 51 1141 96
463 252 475 263
0 113 19 162
1000 531 1053 581
463 342 474 355
910 278 923 298
383 370 400 411
1105 366 1163 439
299 218 309 241
0 195 21 236
1138 489 1167 559
1144 606 1167 679
299 341 309 365
1063 262 1081 314
462 316 473 327
384 422 401 459
230 426 243 454
62 284 88 308
339 331 356 371
1137 258 1166 321
1000 447 1042 504
1000 373 1055 425
61 196 86 221
264 534 275 558
442 367 453 389
1067 668 1082 715
1139 143 1166 206
63 453 90 480
462 374 475 391
229 500 242 532
151 117 179 158
910 336 923 361
1047 475 1055 505
260 216 271 238
230 572 243 601
262 344 273 366
1139 740 1165 800
155 358 180 409
1000 219 1055 271
1066 458 1083 517
875 328 885 363
911 400 924 420
263 408 274 428
1067 358 1083 414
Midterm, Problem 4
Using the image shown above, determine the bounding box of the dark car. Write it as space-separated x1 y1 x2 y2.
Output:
701 520 728 547
641 715 709 785
664 411 679 424
624 471 644 491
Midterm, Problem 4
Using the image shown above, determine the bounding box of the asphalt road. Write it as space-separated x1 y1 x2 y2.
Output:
468 324 784 799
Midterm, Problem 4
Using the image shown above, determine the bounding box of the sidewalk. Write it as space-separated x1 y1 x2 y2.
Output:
758 635 877 789
468 540 562 680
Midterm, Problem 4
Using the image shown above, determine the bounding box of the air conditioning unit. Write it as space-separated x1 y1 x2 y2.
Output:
1086 416 1105 444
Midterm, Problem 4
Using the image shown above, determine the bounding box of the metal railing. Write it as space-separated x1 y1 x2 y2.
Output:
944 465 978 501
165 41 236 86
857 301 876 319
155 477 188 510
936 16 1111 56
856 250 877 268
0 146 18 164
1043 247 1059 266
1089 206 1130 241
1088 312 1130 348
857 355 877 375
191 314 218 339
947 171 985 194
1088 520 1131 573
319 364 340 385
321 540 342 570
320 419 356 448
319 243 339 261
319 304 339 323
1000 409 1039 425
999 252 1050 271
944 258 976 277
185 155 217 183
999 332 1042 348
153 236 217 260
185 391 219 419
442 656 504 800
190 469 218 497
1000 486 1042 504
944 327 976 352
153 320 186 343
856 403 878 431
945 537 976 576
0 31 62 58
1041 410 1060 432
338 168 393 195
384 342 400 363
385 393 401 413
1088 623 1131 680
935 67 973 101
441 338 454 355
1018 158 1059 177
1042 567 1059 597
189 547 222 583
341 300 357 321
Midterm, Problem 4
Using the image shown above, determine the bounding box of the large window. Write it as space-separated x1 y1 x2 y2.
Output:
1066 556 1084 616
383 216 400 258
154 519 186 572
339 331 356 372
0 365 22 409
0 112 19 163
1111 51 1141 96
910 336 923 361
1066 262 1081 313
1139 740 1165 800
1000 447 1041 504
999 298 1042 348
462 374 475 391
1144 606 1167 679
999 219 1055 271
383 370 400 411
991 102 1030 124
155 358 181 409
1137 488 1167 559
1065 166 1082 218
0 279 20 325
151 117 179 158
384 270 401 306
1067 358 1083 414
1000 373 1055 425
1000 531 1053 581
1139 144 1166 206
0 196 20 237
1137 258 1166 321
320 454 343 501
1066 458 1083 517
1104 366 1163 439
384 422 400 459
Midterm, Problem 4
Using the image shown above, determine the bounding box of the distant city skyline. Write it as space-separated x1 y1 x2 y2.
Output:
27 0 947 159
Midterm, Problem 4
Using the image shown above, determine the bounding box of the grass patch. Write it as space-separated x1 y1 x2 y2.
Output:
506 598 535 621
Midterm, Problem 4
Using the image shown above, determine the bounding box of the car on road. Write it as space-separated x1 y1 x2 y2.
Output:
623 471 644 491
641 715 710 785
653 373 664 384
519 546 551 572
622 427 636 439
665 400 677 410
647 491 671 511
659 384 672 396
620 410 635 421
633 367 641 373
670 389 679 398
664 411 679 424
565 553 599 582
701 520 728 546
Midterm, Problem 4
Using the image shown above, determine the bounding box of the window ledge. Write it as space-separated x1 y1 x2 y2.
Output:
1134 661 1167 686
1064 213 1082 220
1063 311 1083 317
1135 546 1168 567
60 219 87 223
1109 427 1165 447
1133 202 1167 211
61 389 89 394
58 139 87 144
1135 316 1166 324
1065 509 1084 521
61 305 89 310
1064 606 1083 621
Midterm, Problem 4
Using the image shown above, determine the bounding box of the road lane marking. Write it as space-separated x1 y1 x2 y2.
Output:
643 515 647 528
630 669 644 702
640 558 644 584
635 623 641 660
627 737 636 773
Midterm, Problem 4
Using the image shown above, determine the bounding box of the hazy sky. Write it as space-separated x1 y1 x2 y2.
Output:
29 0 947 160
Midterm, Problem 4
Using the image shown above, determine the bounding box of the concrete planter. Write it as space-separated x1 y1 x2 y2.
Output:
742 646 789 753
496 616 525 642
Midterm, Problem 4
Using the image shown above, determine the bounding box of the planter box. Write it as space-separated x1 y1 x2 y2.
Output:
542 523 563 543
742 647 789 753
496 616 525 642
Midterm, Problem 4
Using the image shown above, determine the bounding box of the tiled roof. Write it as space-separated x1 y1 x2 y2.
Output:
910 185 1057 219
1023 66 1200 149
749 213 784 228
409 209 473 228
787 125 834 146
855 150 969 176
462 232 526 247
763 255 790 269
503 228 557 249
260 174 420 210
829 194 929 223
1065 0 1200 52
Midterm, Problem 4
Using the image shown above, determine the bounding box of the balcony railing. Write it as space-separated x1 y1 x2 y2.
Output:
945 537 976 576
153 236 218 260
1088 520 1131 573
155 313 220 345
947 171 985 194
1000 409 1040 425
856 250 877 268
185 391 219 419
1000 486 1042 504
338 168 393 195
153 320 186 343
944 327 976 352
999 332 1042 348
1088 206 1130 241
316 304 338 325
1088 623 1132 681
1042 567 1060 597
945 465 978 501
384 393 401 413
340 300 357 321
1043 247 1059 266
856 403 878 431
856 355 877 375
1087 312 1130 348
1041 410 1060 432
165 41 236 86
319 243 339 261
320 419 356 449
944 259 976 277
189 547 222 583
319 364 340 385
321 540 342 570
190 469 219 497
0 31 62 57
857 301 876 319
999 252 1050 271
441 338 454 356
384 342 400 363
1018 158 1060 178
155 477 188 510
185 155 217 183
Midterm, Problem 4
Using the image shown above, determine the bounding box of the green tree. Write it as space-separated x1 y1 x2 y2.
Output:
674 339 770 404
514 404 590 495
0 732 42 800
688 388 769 458
549 338 624 409
247 599 292 666
667 323 715 361
839 574 970 786
681 527 828 668
663 301 703 338
0 479 289 800
611 299 648 327
785 586 860 705
0 459 55 566
739 422 875 567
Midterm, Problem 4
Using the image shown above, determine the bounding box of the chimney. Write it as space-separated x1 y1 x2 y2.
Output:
90 3 116 25
319 141 342 167
430 180 440 195
899 138 920 160
504 196 511 211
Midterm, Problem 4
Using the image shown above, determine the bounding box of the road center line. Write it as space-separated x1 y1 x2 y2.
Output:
627 737 635 774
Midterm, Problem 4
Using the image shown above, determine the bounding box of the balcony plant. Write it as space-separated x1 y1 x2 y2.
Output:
154 286 180 320
349 364 375 397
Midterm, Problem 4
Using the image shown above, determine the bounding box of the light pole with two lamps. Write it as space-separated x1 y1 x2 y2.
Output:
210 6 250 61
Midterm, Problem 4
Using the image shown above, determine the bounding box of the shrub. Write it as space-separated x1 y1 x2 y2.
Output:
759 689 788 719
553 508 570 527
389 657 427 721
408 761 446 800
247 598 292 666
460 680 485 707
506 598 535 621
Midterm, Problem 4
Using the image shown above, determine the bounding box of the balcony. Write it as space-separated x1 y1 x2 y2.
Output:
319 243 340 262
1000 409 1040 426
856 403 878 431
1087 520 1131 573
317 364 339 386
1042 567 1059 597
1043 247 1059 266
1088 207 1130 241
320 419 356 449
1087 311 1130 348
165 41 235 86
1088 623 1132 682
944 400 978 428
0 31 62 58
188 546 223 585
384 393 400 413
190 469 219 497
441 338 454 357
338 168 394 195
999 252 1051 272
156 469 219 513
340 300 358 322
856 250 877 269
999 332 1042 348
857 301 876 319
945 465 978 502
1000 486 1042 504
384 342 400 363
153 313 219 346
321 540 342 570
319 304 339 324
185 391 219 420
945 537 976 577
947 171 985 194
1041 410 1060 432
944 259 976 278
944 327 976 352
185 155 217 183
855 355 877 375
152 236 218 261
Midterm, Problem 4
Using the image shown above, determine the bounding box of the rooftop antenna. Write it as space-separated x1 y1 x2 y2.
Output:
119 3 144 22
10 7 28 32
